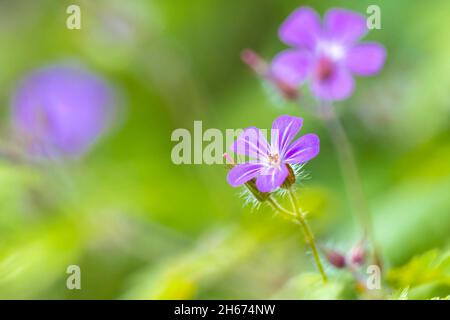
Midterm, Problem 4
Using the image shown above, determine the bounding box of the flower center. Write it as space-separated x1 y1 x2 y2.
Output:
317 41 345 61
315 56 334 82
267 153 281 167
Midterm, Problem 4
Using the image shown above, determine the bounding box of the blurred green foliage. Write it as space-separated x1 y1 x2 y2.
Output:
0 0 448 299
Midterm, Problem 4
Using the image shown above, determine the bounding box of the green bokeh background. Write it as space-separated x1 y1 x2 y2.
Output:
0 0 448 299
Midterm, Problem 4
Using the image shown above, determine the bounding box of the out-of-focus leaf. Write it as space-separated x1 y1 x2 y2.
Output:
387 249 450 294
272 273 352 300
430 295 449 300
0 217 88 298
122 222 287 299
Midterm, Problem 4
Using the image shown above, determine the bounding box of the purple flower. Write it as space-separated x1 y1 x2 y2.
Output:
271 7 386 101
11 64 115 157
227 115 320 192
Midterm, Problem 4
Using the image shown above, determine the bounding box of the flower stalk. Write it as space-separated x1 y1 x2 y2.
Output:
267 188 328 283
287 188 328 283
318 100 382 268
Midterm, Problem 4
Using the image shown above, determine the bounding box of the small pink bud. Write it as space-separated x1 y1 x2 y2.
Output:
323 248 346 269
348 241 366 266
241 49 268 76
241 49 299 101
223 153 235 165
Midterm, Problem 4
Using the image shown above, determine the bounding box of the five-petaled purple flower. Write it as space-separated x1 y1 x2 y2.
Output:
271 7 386 101
227 115 320 192
11 64 115 157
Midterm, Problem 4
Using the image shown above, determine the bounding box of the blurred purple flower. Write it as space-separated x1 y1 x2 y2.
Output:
11 64 115 157
227 115 319 192
271 7 386 101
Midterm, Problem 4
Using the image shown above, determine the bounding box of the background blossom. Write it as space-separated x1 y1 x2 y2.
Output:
271 7 386 100
11 64 116 157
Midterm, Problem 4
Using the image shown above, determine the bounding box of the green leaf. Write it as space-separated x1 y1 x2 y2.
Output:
387 249 450 299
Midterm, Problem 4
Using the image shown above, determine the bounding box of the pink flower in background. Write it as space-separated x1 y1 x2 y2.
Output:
11 64 116 157
227 115 319 192
271 7 386 101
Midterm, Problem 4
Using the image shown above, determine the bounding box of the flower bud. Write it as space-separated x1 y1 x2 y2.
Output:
223 152 235 169
241 49 299 101
323 247 346 269
241 49 268 76
348 240 366 266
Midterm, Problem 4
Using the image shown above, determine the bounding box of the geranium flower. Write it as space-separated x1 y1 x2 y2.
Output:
227 115 319 192
11 64 115 157
271 7 386 101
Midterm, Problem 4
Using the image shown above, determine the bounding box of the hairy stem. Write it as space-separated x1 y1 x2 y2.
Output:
267 196 297 221
287 188 328 283
318 101 382 268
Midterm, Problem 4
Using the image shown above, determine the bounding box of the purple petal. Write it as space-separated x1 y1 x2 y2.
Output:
324 9 367 44
346 43 386 76
311 66 354 101
271 50 312 87
255 164 289 192
227 163 263 187
231 127 269 160
279 7 321 49
284 134 320 164
271 115 303 156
